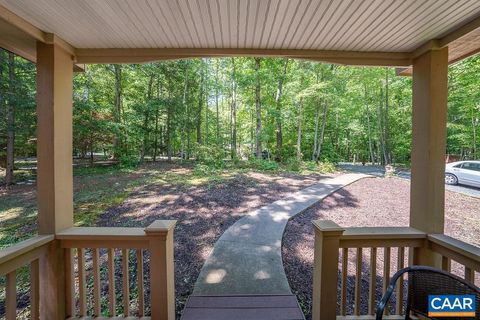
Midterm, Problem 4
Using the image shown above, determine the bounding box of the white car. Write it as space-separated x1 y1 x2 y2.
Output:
445 160 480 187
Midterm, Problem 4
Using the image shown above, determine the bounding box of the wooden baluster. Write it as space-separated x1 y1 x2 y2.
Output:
465 266 474 283
341 248 348 316
441 256 450 272
64 248 75 318
383 247 391 315
122 248 130 316
354 248 362 316
368 247 377 315
30 259 40 320
108 248 116 317
78 248 87 316
137 249 145 317
6 270 16 320
93 248 101 316
396 247 405 315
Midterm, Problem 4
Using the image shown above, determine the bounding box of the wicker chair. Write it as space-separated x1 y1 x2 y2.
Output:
376 265 480 320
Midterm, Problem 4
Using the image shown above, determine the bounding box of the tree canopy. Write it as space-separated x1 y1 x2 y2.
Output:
1 50 479 183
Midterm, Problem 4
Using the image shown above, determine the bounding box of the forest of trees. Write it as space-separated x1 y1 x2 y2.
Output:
1 49 479 185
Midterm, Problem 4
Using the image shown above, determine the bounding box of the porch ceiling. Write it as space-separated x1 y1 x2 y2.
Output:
1 0 480 66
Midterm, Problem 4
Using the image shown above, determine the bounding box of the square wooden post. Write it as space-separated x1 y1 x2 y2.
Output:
312 220 345 320
145 220 177 320
410 47 448 266
36 40 74 319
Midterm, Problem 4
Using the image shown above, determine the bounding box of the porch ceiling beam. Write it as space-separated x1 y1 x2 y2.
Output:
439 14 480 48
75 48 413 66
0 4 45 42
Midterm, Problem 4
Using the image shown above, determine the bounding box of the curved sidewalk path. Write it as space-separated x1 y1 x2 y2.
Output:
193 173 369 295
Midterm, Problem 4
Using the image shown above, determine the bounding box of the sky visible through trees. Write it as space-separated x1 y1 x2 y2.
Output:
1 50 479 185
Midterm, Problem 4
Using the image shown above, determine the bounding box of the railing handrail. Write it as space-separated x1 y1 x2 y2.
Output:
56 226 146 240
0 234 54 275
428 233 480 270
341 226 426 240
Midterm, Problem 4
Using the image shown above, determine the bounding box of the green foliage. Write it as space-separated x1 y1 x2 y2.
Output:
118 154 140 168
194 143 225 168
1 51 479 183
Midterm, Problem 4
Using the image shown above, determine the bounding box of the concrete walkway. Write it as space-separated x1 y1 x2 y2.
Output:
193 173 369 295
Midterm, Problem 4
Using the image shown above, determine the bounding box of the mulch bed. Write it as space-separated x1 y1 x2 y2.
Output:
97 163 334 317
282 176 480 319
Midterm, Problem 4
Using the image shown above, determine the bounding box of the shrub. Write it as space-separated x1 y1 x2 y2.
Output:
285 158 301 172
194 144 225 168
119 154 140 168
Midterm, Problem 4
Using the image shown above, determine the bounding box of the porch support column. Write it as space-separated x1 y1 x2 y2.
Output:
36 40 74 318
410 47 448 266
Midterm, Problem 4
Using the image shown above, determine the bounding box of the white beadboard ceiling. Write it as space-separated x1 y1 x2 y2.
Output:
1 0 480 52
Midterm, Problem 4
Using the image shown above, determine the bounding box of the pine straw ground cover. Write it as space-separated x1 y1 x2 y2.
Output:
282 176 480 320
0 160 336 318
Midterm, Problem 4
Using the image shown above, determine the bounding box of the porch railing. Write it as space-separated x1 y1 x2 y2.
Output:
0 220 176 320
0 235 54 319
312 220 480 320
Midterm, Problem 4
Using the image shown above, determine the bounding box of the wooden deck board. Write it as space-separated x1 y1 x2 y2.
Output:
181 294 305 320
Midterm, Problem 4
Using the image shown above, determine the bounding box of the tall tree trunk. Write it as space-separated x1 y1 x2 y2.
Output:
314 101 328 162
231 58 237 159
5 52 15 186
205 60 209 145
113 64 122 159
181 67 189 159
141 74 154 161
296 99 304 161
384 67 390 164
365 84 375 164
153 77 161 161
0 49 6 169
254 58 262 159
376 88 386 165
312 103 320 161
166 85 173 161
275 58 288 162
197 65 204 145
215 60 220 145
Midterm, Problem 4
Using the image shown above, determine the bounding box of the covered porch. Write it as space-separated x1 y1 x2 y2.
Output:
1 1 480 319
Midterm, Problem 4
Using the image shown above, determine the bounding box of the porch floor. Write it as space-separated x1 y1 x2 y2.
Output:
180 294 305 320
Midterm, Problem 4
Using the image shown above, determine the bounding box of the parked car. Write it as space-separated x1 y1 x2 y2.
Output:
445 160 480 187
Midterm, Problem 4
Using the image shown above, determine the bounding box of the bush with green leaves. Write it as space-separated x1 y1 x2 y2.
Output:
194 144 225 168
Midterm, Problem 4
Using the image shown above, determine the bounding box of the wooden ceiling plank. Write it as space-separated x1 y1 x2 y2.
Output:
377 0 453 51
300 0 335 50
270 0 295 49
349 0 405 51
285 0 322 49
417 4 480 51
392 0 475 52
354 0 416 51
333 0 391 51
366 0 428 52
237 0 248 48
137 0 172 48
152 0 188 47
264 0 282 48
277 0 305 49
254 0 271 49
321 0 364 50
